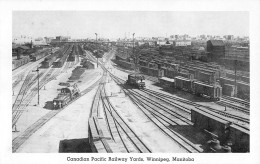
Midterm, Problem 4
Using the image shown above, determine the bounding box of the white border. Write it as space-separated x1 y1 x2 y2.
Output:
1 0 260 164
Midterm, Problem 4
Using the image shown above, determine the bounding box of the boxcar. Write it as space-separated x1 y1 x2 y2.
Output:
193 81 222 100
191 108 249 152
159 77 175 88
174 76 194 92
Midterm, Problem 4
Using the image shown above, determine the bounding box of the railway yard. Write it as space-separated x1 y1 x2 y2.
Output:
11 41 250 154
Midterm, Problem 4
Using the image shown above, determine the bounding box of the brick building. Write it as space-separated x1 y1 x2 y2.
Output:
206 40 225 62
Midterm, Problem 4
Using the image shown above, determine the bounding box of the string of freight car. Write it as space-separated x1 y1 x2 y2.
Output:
100 64 202 153
105 66 249 153
105 69 202 153
108 59 249 125
104 63 249 130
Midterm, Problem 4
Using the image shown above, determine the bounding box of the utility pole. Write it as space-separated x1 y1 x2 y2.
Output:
33 67 40 105
234 59 237 97
133 33 135 73
95 33 98 68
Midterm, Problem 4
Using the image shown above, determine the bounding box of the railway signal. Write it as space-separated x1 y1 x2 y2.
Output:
32 67 40 105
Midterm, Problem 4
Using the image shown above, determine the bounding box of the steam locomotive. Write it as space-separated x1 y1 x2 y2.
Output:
53 84 80 109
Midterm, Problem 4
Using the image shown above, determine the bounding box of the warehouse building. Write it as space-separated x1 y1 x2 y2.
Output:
206 40 225 62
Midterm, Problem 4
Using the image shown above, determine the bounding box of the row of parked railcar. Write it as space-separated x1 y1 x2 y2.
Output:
67 45 76 62
191 107 249 152
174 76 222 100
53 44 72 68
41 45 67 68
30 48 51 61
12 56 31 70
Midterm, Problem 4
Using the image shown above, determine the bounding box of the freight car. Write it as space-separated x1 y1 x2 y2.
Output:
191 107 249 152
41 48 63 68
159 77 174 88
12 56 31 70
30 51 49 61
219 77 249 100
174 76 194 92
67 45 76 61
174 76 222 100
53 84 80 109
53 45 72 68
126 74 146 89
193 81 222 100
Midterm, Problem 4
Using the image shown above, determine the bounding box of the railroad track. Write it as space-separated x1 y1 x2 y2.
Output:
12 70 45 110
88 73 151 153
98 64 203 153
221 95 250 107
108 72 202 153
143 89 250 125
107 61 249 127
12 73 25 89
12 73 103 153
88 51 153 153
108 60 250 126
215 100 249 115
101 85 152 153
111 62 158 83
12 68 57 128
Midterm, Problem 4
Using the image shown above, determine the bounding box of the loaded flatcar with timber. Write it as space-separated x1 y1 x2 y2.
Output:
53 84 80 109
126 73 146 89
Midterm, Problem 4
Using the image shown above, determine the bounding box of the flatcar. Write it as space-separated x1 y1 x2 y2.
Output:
53 84 80 109
126 74 145 89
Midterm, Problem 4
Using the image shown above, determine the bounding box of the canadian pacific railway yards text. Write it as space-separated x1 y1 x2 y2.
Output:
67 157 194 162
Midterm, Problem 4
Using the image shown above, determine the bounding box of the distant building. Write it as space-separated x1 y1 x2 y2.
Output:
34 37 48 46
206 40 225 62
224 35 234 40
44 37 54 44
173 40 191 46
51 36 70 43
225 46 249 61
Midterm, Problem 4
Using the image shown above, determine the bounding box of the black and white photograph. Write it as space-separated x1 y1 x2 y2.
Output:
11 10 250 153
1 0 260 163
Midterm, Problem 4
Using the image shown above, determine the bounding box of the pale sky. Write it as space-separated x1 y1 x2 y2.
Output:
13 11 249 39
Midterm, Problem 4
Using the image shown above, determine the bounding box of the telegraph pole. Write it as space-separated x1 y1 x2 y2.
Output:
33 67 40 105
95 33 98 68
133 33 135 72
234 59 237 97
